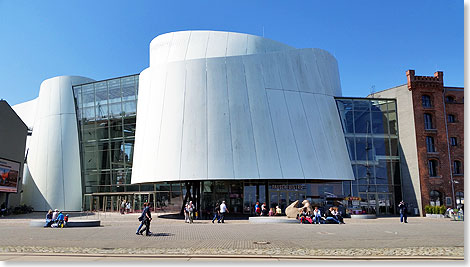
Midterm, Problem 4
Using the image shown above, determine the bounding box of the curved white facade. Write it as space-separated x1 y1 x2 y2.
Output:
132 31 354 183
19 76 94 211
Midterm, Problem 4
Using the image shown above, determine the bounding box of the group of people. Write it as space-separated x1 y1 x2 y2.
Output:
211 201 229 223
299 206 345 224
44 209 69 228
254 202 282 216
120 200 132 214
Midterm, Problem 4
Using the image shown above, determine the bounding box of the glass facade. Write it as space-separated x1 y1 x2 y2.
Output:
336 98 402 215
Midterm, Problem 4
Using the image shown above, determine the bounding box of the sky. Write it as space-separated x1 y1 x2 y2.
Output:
0 0 464 106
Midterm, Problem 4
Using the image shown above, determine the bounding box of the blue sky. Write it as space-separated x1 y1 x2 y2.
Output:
0 0 464 106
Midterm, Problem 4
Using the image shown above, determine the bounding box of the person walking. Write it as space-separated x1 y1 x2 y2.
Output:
138 202 152 236
218 201 229 223
398 200 408 223
136 202 152 235
211 202 220 223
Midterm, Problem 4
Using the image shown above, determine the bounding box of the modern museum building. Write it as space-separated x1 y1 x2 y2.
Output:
11 31 403 216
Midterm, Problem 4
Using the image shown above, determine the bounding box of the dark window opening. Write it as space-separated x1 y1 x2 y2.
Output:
422 95 432 108
426 136 435 152
450 137 458 146
447 114 456 123
453 161 462 174
424 113 433 130
428 160 438 177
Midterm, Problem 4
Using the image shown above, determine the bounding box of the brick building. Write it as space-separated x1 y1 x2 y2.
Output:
370 70 464 216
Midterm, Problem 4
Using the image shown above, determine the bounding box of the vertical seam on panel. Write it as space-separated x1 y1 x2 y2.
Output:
282 90 305 179
179 63 188 181
312 95 336 178
245 35 248 55
298 91 324 178
225 33 229 57
242 57 260 179
204 33 210 59
162 32 174 64
205 59 208 179
225 58 236 179
155 66 170 179
291 52 324 179
184 32 192 61
58 77 66 209
262 62 284 179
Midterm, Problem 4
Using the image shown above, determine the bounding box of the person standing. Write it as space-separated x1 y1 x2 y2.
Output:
120 200 126 214
211 202 220 223
218 201 229 223
187 201 195 224
398 201 408 223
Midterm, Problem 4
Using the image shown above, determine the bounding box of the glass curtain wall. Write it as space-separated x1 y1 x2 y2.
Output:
336 98 402 215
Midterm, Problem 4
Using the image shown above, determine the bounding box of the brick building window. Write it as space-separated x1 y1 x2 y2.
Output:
424 113 434 130
453 160 462 174
450 137 458 146
430 190 442 206
428 160 438 177
456 192 464 207
422 95 432 108
426 136 435 152
447 114 456 123
446 96 456 103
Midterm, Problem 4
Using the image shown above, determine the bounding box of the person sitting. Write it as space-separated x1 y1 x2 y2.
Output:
44 209 53 227
261 203 268 216
299 207 309 224
52 209 59 222
254 202 261 216
268 208 274 216
313 206 322 224
56 211 65 228
332 207 345 224
275 205 282 216
325 207 341 224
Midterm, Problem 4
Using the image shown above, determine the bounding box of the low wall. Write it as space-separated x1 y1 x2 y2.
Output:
30 220 100 227
350 214 376 219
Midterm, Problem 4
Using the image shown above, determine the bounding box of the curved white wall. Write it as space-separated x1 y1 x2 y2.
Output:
132 31 353 184
20 76 94 211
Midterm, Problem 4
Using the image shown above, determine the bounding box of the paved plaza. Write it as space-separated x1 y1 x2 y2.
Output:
0 212 464 261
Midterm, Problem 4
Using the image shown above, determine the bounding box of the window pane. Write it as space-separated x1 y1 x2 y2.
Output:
354 111 371 133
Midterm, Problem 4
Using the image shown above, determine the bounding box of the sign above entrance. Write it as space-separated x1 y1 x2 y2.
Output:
270 185 306 191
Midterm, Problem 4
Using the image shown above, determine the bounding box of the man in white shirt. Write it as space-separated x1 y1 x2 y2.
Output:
218 201 229 223
52 209 59 222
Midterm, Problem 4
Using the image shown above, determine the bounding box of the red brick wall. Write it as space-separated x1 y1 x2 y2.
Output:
407 70 464 213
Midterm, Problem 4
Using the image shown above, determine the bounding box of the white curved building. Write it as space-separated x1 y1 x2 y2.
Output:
132 31 354 184
15 76 94 211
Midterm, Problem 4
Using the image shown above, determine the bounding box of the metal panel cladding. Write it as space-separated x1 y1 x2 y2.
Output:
132 30 354 183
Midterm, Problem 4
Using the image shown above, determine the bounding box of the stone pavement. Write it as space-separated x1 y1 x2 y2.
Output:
0 212 464 261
